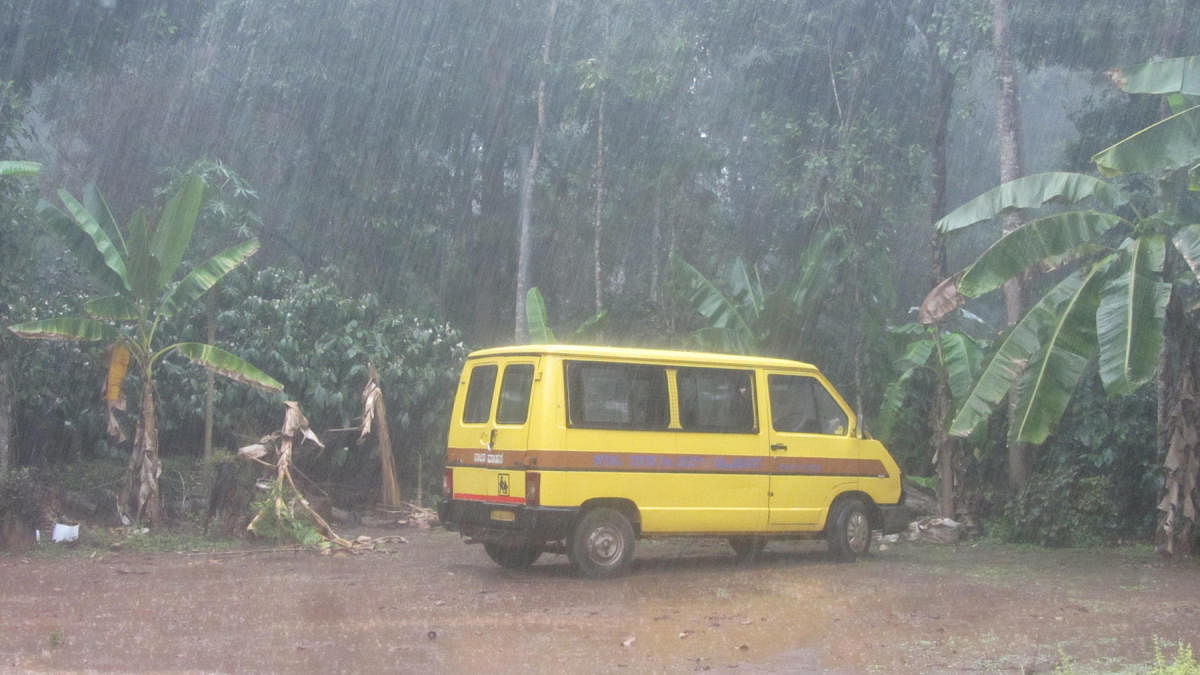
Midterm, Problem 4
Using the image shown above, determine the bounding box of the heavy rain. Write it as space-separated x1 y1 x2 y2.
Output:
1 1 1200 671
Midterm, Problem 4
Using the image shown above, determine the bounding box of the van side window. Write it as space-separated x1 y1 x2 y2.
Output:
676 367 756 433
462 364 497 424
768 374 848 435
497 364 534 424
566 361 669 429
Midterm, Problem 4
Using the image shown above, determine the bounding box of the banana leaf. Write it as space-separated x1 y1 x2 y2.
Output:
948 267 1091 438
9 317 119 342
525 287 556 344
85 295 138 321
727 257 765 319
46 191 130 294
875 365 922 444
1097 237 1170 396
937 172 1125 234
170 342 283 392
82 183 124 254
0 160 40 176
125 225 162 305
671 252 757 352
940 331 985 406
1092 105 1200 178
1007 259 1113 445
1108 55 1200 96
151 174 205 288
160 239 260 319
1172 223 1200 282
957 211 1122 297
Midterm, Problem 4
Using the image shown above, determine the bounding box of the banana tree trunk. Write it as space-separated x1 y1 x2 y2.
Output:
123 379 164 526
1156 292 1199 557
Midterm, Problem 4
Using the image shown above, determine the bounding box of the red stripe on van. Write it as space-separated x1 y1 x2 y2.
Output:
453 493 526 505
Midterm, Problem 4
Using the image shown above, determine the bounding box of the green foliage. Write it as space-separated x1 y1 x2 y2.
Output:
1152 638 1200 675
157 266 466 501
996 470 1117 547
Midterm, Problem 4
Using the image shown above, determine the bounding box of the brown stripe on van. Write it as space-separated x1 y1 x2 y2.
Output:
448 447 889 479
771 457 889 478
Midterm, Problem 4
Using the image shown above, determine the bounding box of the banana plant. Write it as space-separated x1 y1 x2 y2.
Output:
920 56 1200 555
876 324 986 446
524 286 607 344
670 229 847 356
8 174 282 526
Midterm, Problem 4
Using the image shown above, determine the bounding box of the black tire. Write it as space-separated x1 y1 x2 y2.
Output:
826 498 872 561
727 536 767 561
483 542 542 569
568 507 636 578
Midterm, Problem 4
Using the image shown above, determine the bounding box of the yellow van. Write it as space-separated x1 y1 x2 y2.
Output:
438 345 904 577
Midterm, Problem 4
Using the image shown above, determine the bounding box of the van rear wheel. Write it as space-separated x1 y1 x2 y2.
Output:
827 498 872 561
483 542 542 569
569 507 635 578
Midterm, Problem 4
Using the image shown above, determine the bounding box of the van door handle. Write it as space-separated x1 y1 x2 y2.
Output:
770 443 787 452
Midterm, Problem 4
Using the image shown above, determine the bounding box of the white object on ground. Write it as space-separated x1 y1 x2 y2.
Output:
51 523 79 543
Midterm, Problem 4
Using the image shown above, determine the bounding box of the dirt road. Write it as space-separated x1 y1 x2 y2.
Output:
2 528 1198 672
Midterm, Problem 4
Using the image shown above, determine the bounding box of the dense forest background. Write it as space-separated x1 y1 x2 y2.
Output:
2 0 1198 543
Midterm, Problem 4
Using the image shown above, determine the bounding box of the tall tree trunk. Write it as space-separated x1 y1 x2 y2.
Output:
0 355 11 476
928 49 959 519
515 0 559 343
992 0 1030 490
593 86 607 316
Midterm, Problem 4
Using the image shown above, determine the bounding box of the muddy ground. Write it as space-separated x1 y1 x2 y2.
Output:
2 527 1198 673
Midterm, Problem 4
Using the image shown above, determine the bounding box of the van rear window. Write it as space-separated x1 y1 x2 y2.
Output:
677 367 756 433
462 364 497 423
497 364 534 424
566 361 669 430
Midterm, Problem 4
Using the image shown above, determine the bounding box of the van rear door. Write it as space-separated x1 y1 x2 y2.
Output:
451 357 536 502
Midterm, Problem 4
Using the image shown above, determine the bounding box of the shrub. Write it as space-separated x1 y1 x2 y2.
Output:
996 467 1117 547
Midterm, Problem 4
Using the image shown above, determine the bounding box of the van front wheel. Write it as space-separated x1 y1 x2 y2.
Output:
483 542 542 569
569 507 635 578
827 498 872 561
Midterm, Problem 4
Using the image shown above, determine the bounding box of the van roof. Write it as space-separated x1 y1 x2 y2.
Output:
466 344 818 370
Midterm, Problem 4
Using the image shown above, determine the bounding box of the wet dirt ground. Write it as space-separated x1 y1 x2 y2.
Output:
2 528 1199 673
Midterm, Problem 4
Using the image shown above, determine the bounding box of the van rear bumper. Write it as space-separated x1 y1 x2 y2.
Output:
439 499 578 546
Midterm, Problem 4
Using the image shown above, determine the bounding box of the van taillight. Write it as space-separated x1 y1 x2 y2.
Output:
443 468 453 497
525 472 540 506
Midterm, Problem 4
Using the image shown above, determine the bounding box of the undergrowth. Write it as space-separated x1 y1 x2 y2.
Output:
1057 638 1200 674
